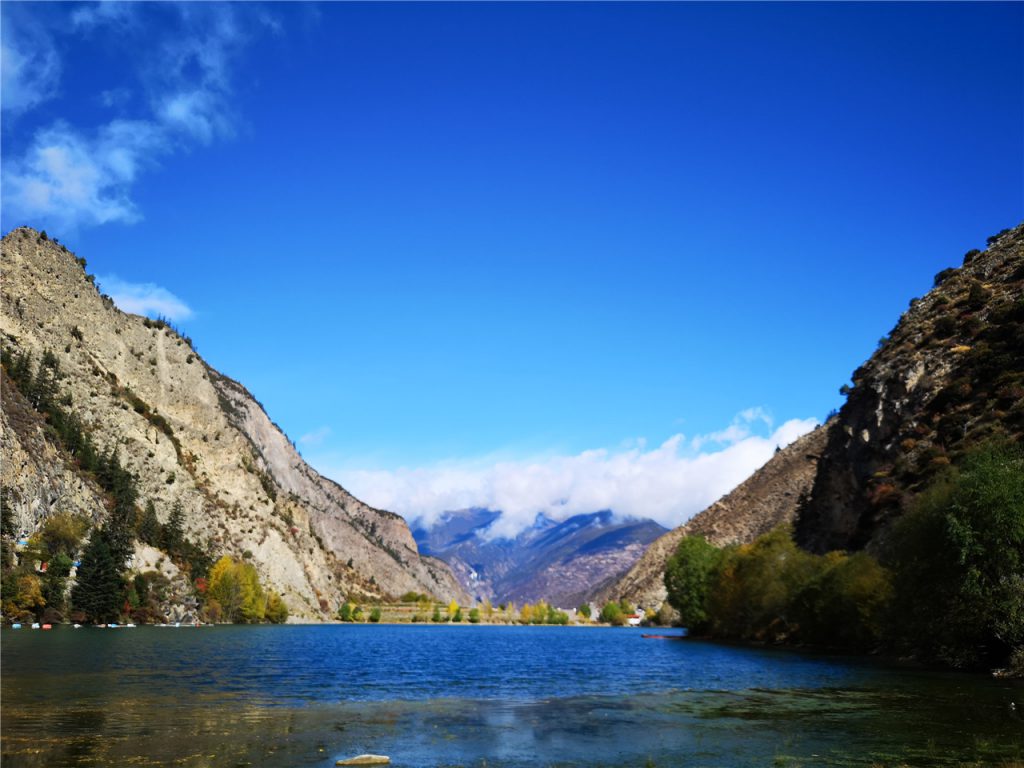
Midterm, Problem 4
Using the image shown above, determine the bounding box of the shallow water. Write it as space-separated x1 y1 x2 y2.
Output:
2 624 1021 766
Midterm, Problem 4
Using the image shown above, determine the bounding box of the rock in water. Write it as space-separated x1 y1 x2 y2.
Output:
336 756 390 766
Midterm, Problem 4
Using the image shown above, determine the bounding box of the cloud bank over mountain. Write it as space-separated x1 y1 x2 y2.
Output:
329 411 818 538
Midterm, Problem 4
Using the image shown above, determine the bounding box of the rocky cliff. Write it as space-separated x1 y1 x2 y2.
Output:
596 424 830 609
796 224 1024 553
602 222 1023 611
0 227 466 620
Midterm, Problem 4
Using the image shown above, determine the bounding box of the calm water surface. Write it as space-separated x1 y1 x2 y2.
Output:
2 624 1022 767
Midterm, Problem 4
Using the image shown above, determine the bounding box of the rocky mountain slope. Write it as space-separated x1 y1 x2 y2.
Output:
596 423 830 609
796 224 1024 553
602 222 1023 612
414 509 667 607
0 227 465 620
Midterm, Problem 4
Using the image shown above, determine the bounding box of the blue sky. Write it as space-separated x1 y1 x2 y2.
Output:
3 2 1022 530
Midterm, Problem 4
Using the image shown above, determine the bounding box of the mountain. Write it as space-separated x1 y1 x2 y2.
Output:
796 224 1024 553
602 222 1023 611
0 227 466 621
413 509 668 607
597 423 830 609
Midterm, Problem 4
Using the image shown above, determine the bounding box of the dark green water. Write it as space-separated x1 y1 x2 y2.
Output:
2 624 1021 767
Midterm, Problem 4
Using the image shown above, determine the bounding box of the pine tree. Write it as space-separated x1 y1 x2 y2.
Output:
102 450 138 567
71 530 124 623
138 501 161 546
162 501 185 557
30 351 60 411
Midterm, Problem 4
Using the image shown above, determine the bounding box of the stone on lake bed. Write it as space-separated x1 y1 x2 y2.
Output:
336 756 390 766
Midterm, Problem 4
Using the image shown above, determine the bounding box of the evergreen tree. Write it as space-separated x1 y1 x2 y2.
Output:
97 450 138 567
71 530 124 623
31 351 60 412
162 501 185 557
138 501 161 546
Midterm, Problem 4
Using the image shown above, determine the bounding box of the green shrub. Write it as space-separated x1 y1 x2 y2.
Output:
885 442 1024 668
599 601 624 625
664 535 722 633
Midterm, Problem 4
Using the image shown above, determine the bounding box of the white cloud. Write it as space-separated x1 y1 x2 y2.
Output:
3 121 165 230
299 427 332 447
2 4 267 233
0 14 61 117
96 275 193 321
689 406 773 451
322 413 819 539
70 1 136 31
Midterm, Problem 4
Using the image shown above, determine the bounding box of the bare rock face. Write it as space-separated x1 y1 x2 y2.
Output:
0 227 466 619
796 225 1024 554
2 370 109 534
595 423 831 609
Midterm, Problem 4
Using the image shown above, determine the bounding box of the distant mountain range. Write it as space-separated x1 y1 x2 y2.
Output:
413 509 667 608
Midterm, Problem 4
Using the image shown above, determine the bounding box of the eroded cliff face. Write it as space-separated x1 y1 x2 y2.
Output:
598 423 831 609
796 225 1024 554
0 227 465 619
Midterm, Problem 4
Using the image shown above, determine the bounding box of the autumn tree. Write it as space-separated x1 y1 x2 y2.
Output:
207 556 265 623
265 591 289 624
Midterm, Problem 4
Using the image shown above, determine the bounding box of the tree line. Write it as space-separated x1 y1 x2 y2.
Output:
663 441 1024 672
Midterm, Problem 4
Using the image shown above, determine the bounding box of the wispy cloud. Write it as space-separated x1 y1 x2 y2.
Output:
689 406 773 451
299 426 332 448
97 275 193 322
320 412 819 538
4 121 165 231
0 12 61 117
1 3 269 232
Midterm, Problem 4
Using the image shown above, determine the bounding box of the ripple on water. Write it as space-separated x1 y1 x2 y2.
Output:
2 625 1022 767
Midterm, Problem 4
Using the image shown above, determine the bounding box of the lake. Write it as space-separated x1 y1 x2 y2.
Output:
1 624 1021 767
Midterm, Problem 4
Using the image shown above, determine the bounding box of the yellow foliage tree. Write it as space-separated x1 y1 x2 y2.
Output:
265 591 288 624
447 599 459 619
207 556 265 623
2 574 45 619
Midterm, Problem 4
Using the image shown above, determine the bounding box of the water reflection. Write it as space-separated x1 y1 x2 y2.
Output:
2 626 1022 767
